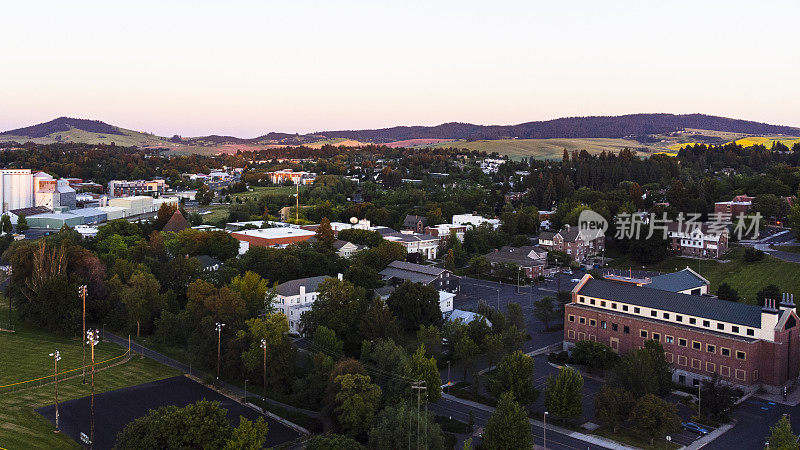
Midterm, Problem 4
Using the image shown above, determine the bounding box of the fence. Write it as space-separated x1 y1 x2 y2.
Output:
0 351 130 394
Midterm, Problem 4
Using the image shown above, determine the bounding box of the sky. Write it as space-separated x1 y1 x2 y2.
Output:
1 0 799 137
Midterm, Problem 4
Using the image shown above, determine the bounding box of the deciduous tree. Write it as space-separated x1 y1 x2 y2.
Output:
482 392 532 450
489 350 538 405
544 367 584 421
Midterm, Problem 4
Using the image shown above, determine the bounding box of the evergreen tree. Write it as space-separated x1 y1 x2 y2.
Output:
767 415 799 450
15 215 28 233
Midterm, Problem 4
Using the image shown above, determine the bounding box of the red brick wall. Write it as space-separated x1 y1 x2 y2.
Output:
563 303 786 386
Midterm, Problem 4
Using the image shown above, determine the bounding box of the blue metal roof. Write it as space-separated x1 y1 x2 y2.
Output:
648 268 708 292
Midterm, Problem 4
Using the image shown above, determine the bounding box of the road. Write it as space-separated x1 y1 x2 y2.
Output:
705 396 788 449
741 229 800 263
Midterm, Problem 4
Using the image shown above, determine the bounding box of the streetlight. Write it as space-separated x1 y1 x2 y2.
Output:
79 285 87 384
6 266 12 330
496 288 501 311
49 350 61 432
215 322 225 382
260 338 267 416
243 378 248 404
86 329 100 450
543 411 549 450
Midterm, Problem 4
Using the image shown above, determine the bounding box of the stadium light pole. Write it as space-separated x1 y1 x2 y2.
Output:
260 338 267 415
79 285 87 384
215 322 225 383
86 329 100 450
49 350 61 432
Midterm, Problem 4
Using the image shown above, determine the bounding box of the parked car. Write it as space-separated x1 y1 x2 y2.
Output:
682 422 709 435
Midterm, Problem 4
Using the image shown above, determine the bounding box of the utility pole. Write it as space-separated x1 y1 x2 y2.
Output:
86 329 99 450
295 182 299 222
411 381 427 450
215 322 225 384
447 361 450 395
261 338 267 416
49 350 61 432
79 285 87 384
543 411 549 450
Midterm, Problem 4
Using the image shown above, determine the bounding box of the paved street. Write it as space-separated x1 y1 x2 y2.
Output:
706 396 790 450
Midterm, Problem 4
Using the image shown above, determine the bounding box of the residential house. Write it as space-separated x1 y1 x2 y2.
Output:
403 215 428 233
274 274 341 334
538 225 605 262
483 245 553 279
667 222 728 259
379 261 458 293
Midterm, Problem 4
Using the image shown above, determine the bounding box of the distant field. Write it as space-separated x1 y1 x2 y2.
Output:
0 126 182 149
196 186 306 224
430 138 661 160
607 247 800 303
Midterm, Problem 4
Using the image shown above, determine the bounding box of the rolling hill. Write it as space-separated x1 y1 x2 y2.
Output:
1 114 798 158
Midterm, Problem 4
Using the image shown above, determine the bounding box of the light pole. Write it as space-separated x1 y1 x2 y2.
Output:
6 267 11 330
496 288 500 311
543 411 549 450
516 266 521 294
555 258 561 294
79 285 87 384
49 350 61 432
698 382 701 419
86 329 100 450
243 378 247 404
260 338 267 416
215 322 225 383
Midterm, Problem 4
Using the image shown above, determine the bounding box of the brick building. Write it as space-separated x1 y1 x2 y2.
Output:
231 227 315 252
483 245 556 279
564 275 800 390
538 225 605 262
667 222 728 259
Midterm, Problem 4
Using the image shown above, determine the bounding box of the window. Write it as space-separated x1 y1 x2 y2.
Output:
651 311 657 317
692 341 701 350
634 307 640 314
612 323 618 331
717 323 724 331
590 299 596 305
665 336 674 344
624 326 630 334
590 319 596 326
736 351 746 360
600 301 606 307
689 318 696 325
640 330 648 338
601 321 607 329
703 320 710 327
707 344 716 353
721 347 730 357
731 326 739 333
568 315 575 322
621 305 627 312
676 315 682 322
612 303 617 309
747 329 755 336
663 313 670 320
579 297 585 303
652 333 661 341
679 338 687 347
579 317 586 324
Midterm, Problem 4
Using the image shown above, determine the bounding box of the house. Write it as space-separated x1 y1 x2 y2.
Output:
565 274 800 390
375 286 454 313
538 225 605 262
307 237 364 258
483 245 554 278
714 196 753 220
424 224 467 246
274 274 341 334
604 267 710 295
451 214 500 230
231 227 316 254
194 255 223 272
445 309 491 327
161 209 192 233
382 231 439 260
268 169 316 185
379 261 459 293
667 222 728 259
403 215 428 233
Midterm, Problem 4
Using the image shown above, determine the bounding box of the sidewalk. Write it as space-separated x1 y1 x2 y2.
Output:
441 393 638 450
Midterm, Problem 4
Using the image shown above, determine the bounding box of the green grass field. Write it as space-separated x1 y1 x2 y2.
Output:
430 137 662 160
198 186 306 224
0 357 180 449
607 247 800 303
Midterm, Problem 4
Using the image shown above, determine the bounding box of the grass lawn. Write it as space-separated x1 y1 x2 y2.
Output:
607 247 800 303
592 426 682 450
770 244 800 254
0 357 180 449
0 305 125 386
200 186 307 225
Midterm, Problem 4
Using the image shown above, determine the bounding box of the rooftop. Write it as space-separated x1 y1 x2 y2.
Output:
232 228 316 240
276 275 330 297
575 276 762 328
647 268 709 292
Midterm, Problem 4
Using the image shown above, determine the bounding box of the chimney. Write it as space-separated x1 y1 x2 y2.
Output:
299 285 306 303
761 298 780 334
337 273 343 281
780 292 796 312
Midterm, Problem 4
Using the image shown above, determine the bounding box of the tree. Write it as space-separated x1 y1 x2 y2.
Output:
594 385 635 433
118 271 164 337
333 373 382 439
386 281 442 332
315 217 336 250
767 415 799 450
1 215 11 234
116 400 233 449
789 205 800 241
15 215 28 233
744 248 765 262
223 417 269 450
407 344 442 403
533 296 559 330
453 335 480 379
489 350 538 405
544 367 583 421
358 298 400 342
630 394 681 445
312 325 343 358
757 284 782 304
699 373 737 422
307 434 364 450
416 324 442 359
368 403 446 450
611 340 672 398
228 271 272 316
197 184 214 205
570 340 620 373
482 333 504 368
301 278 369 354
154 203 178 230
360 338 409 401
482 392 533 450
716 282 740 302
